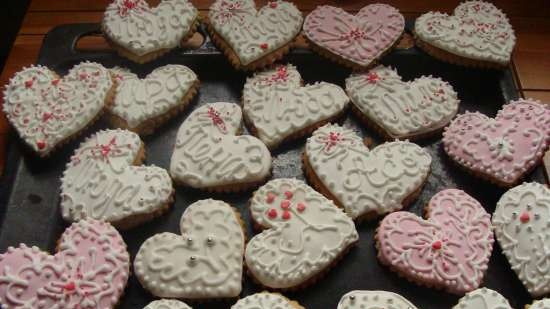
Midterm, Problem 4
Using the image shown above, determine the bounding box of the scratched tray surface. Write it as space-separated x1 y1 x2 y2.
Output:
0 23 542 309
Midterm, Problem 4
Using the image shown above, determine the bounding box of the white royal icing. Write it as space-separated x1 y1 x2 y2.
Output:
346 65 459 138
245 178 358 289
453 288 512 309
243 64 349 149
60 129 173 227
208 0 303 65
415 1 516 65
170 102 272 189
3 62 112 156
134 199 245 299
305 123 432 219
109 65 198 131
531 299 550 309
144 299 192 309
102 0 198 57
492 182 550 298
337 290 418 309
231 293 297 309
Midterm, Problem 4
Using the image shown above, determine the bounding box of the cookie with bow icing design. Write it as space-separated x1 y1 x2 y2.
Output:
304 123 431 220
207 0 303 70
376 189 494 295
60 129 173 230
242 64 349 149
102 0 199 63
304 4 404 69
453 288 512 309
492 183 550 298
109 65 199 135
145 299 192 309
134 199 245 299
245 178 358 289
442 99 550 187
2 62 114 157
346 65 459 140
170 102 272 191
337 290 418 309
0 219 130 309
231 292 304 309
415 1 516 68
530 299 550 309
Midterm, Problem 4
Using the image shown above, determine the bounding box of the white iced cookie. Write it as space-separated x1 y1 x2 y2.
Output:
145 299 192 309
134 199 245 299
531 299 550 309
453 288 512 309
492 182 550 298
231 292 302 309
3 62 113 157
305 123 432 220
170 102 272 191
245 178 358 289
346 65 459 139
109 65 198 134
243 64 349 149
337 290 418 309
60 129 173 229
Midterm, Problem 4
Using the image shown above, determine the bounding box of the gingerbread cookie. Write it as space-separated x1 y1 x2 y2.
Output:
442 99 550 187
145 300 192 309
0 219 130 309
376 189 494 294
245 178 358 290
242 64 349 149
304 123 431 220
346 65 459 140
206 0 303 70
231 292 303 309
3 62 114 157
337 290 418 309
134 199 245 300
304 4 405 69
453 288 512 309
170 102 272 191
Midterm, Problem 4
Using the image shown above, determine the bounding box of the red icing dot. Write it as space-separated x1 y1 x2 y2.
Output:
42 112 52 122
520 212 530 223
24 79 33 88
366 72 379 84
269 1 277 8
280 200 291 210
51 79 60 86
79 72 88 80
267 208 277 219
36 141 46 150
297 202 306 212
431 240 442 250
266 193 275 204
260 43 268 50
284 191 293 199
282 210 291 220
64 282 76 291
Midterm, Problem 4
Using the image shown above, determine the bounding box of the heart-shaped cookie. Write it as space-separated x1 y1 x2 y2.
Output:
442 99 550 187
453 288 512 309
231 292 302 309
245 178 358 289
304 4 405 68
134 199 245 299
304 123 431 220
0 219 130 309
102 0 199 62
337 290 418 309
145 299 192 309
60 129 173 230
346 65 459 139
2 62 113 157
243 64 349 149
376 189 494 294
492 182 550 298
207 0 303 69
415 1 516 67
170 102 272 191
109 65 199 135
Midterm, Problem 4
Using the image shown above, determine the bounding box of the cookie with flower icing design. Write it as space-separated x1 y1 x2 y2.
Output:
3 62 114 157
442 99 550 187
376 189 494 295
134 199 245 300
170 102 272 192
303 4 405 69
207 0 303 70
304 123 431 220
453 288 512 309
245 178 358 289
108 65 199 135
530 299 550 309
231 292 304 309
102 0 199 63
0 219 130 309
242 64 349 149
346 65 459 140
337 290 418 309
415 1 516 68
492 183 550 298
144 299 192 309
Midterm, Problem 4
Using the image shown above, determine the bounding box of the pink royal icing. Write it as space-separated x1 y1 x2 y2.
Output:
377 189 494 295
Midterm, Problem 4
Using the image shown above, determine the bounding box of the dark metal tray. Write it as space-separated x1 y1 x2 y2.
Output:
0 22 543 309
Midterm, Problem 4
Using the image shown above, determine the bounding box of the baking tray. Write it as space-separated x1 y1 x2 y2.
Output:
0 21 544 309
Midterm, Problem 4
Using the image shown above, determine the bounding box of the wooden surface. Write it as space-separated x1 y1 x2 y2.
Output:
1 0 550 176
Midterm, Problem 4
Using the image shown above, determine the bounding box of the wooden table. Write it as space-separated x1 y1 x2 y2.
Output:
1 0 550 176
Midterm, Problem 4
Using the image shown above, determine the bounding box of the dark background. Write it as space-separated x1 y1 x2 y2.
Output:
0 2 30 74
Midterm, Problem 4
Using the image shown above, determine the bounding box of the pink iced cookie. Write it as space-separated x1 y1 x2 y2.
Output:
303 4 404 68
442 99 550 187
0 219 130 309
376 189 494 295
